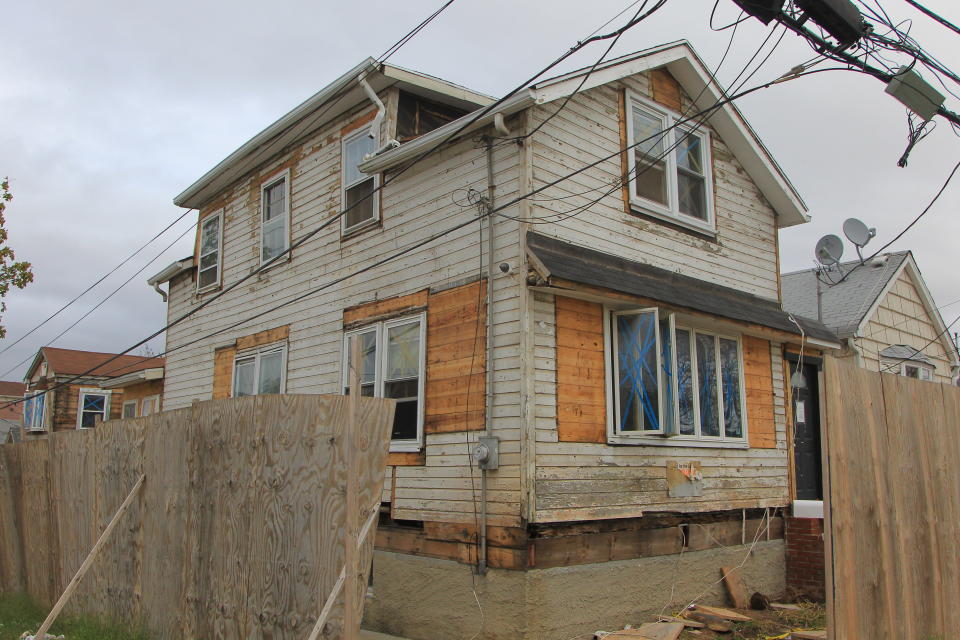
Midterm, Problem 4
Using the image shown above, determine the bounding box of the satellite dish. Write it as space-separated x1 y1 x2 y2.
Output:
843 218 876 248
815 234 844 266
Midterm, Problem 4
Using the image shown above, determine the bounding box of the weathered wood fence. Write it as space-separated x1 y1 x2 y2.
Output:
824 358 960 639
0 394 393 639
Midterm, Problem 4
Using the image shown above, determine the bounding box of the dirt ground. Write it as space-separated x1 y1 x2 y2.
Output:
674 602 826 639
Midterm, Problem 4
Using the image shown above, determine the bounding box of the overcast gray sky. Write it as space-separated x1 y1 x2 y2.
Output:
2 0 958 379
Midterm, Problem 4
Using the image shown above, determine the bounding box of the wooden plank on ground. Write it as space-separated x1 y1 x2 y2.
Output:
720 566 750 609
691 604 751 621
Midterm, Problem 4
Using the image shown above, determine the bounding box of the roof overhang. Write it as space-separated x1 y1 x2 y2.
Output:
527 231 840 348
174 60 493 210
148 257 195 287
360 41 809 227
99 367 164 390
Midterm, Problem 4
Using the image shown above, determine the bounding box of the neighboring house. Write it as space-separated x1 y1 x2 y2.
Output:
21 347 165 434
149 42 838 638
0 381 26 444
782 251 959 384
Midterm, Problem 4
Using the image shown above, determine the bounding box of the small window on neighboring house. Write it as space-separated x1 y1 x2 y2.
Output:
122 400 138 419
197 212 223 292
22 393 46 431
77 389 111 429
887 360 934 381
343 314 425 450
608 308 746 443
260 172 290 263
626 93 713 232
141 395 159 416
233 344 287 397
342 127 379 234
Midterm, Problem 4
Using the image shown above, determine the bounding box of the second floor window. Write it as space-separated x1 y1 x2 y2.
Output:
626 93 713 232
342 127 379 234
261 173 289 263
197 212 222 292
233 343 286 397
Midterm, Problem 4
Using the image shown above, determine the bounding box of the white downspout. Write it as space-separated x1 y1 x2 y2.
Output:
357 72 400 156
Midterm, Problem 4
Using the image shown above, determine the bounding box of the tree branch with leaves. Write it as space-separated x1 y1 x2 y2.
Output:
0 178 34 339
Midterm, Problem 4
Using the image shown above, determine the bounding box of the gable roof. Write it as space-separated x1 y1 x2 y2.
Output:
782 251 959 367
0 381 26 397
174 61 493 210
29 347 165 379
781 252 911 338
359 41 809 227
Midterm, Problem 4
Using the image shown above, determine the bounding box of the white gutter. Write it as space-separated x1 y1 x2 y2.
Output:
357 72 400 156
147 257 195 302
358 89 536 174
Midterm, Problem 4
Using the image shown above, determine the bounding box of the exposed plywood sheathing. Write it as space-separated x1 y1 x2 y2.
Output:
743 335 776 449
555 296 606 443
649 68 682 112
212 347 235 400
344 290 429 327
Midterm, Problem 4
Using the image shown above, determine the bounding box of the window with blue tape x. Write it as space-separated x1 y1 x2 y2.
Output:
611 308 746 442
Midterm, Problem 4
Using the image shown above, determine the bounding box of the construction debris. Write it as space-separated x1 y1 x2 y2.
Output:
769 602 802 611
720 566 750 609
689 604 752 622
749 591 771 610
680 609 733 633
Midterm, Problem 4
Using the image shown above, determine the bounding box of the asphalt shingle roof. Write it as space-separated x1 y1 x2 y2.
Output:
781 252 910 339
40 347 165 378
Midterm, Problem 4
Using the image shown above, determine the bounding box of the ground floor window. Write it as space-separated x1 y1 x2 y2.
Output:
77 389 111 429
343 313 425 450
122 400 138 419
233 343 286 397
608 308 747 443
23 393 46 431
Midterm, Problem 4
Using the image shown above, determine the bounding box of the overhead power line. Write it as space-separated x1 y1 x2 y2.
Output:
902 0 960 36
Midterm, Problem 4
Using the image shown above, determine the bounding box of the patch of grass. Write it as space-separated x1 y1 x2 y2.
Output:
0 592 149 640
776 601 826 631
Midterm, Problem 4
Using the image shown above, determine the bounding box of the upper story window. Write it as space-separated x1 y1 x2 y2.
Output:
77 389 111 429
23 393 46 431
197 211 223 292
608 307 747 445
342 127 379 234
626 92 714 232
343 314 425 451
260 171 290 263
233 343 286 397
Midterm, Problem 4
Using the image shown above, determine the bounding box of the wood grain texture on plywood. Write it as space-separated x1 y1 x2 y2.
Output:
555 296 606 443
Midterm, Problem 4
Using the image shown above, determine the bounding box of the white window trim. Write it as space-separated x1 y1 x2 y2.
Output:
76 388 112 429
231 342 288 397
23 392 48 431
341 126 381 235
141 395 160 416
259 169 291 266
605 307 749 448
122 400 139 419
342 312 426 452
625 90 715 234
884 359 935 381
197 210 224 294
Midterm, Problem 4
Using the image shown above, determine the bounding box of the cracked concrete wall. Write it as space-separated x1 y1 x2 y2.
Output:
363 541 785 640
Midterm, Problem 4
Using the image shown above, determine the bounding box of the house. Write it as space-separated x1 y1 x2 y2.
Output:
21 347 165 434
782 251 959 383
149 41 839 639
0 381 26 443
779 250 958 599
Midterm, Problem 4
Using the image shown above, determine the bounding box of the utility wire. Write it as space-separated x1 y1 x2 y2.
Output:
880 311 960 372
376 0 458 61
902 0 960 36
0 208 194 359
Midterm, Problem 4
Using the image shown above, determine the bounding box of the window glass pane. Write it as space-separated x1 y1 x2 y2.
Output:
632 108 665 156
391 400 418 441
659 317 675 435
905 365 919 379
386 322 420 380
262 217 286 262
696 333 720 436
263 180 286 222
676 329 695 435
719 338 743 438
200 216 220 255
677 171 707 220
122 402 137 419
141 398 154 416
257 350 283 394
234 358 256 397
634 153 668 206
346 331 377 387
80 394 106 428
83 394 105 413
345 179 375 229
344 133 375 186
33 395 44 429
23 396 33 427
676 134 703 174
616 312 660 432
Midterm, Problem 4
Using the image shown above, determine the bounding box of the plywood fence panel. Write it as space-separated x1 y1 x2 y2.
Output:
825 357 960 640
0 394 394 640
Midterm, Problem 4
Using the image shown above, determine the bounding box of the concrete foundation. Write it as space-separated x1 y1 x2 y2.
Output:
363 540 786 640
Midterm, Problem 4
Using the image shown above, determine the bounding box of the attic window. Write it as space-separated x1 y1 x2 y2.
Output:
396 91 468 141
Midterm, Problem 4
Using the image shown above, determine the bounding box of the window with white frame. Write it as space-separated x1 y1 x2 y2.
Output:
626 93 713 231
122 400 138 419
141 395 159 416
885 359 934 381
260 172 289 263
22 393 46 431
608 308 747 443
342 127 379 233
343 314 425 449
197 211 223 292
77 389 111 429
233 343 286 397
